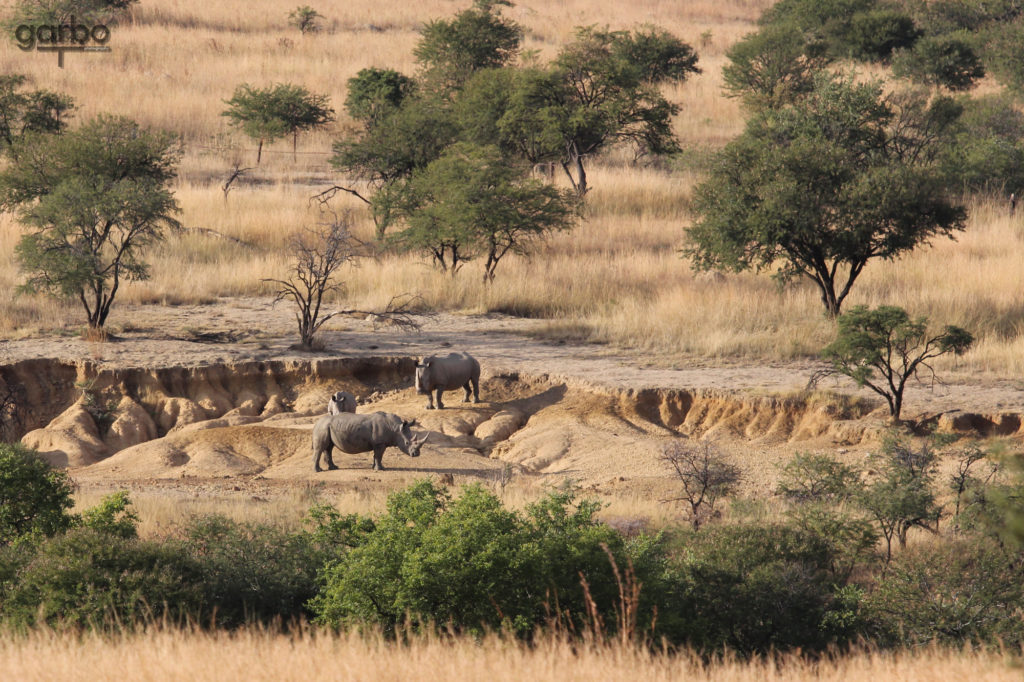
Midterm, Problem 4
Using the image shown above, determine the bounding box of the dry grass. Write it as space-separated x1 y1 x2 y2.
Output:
0 626 1021 682
0 0 1021 378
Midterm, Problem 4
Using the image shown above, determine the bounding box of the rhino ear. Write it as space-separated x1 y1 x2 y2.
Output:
408 418 419 427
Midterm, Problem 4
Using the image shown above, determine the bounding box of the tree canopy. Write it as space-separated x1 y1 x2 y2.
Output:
0 115 181 329
686 74 966 317
223 83 334 163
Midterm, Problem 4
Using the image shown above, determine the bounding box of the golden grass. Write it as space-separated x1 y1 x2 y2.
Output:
0 0 1021 378
0 626 1021 682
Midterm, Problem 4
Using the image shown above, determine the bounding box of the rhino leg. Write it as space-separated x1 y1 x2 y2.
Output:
472 377 480 403
463 382 472 402
434 388 445 410
323 443 338 471
425 391 436 410
372 445 386 471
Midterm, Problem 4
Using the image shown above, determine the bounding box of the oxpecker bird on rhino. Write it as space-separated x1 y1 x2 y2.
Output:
415 351 481 409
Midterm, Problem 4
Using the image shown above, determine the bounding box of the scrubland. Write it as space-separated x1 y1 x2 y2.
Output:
0 0 1020 375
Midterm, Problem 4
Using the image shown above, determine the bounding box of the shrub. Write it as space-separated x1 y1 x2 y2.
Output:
892 32 985 90
662 523 860 653
846 9 920 62
310 480 657 639
864 537 1024 646
0 528 204 630
0 443 75 546
181 516 322 628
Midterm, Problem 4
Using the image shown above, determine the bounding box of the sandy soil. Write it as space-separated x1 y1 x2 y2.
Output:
3 297 1022 509
3 296 1022 414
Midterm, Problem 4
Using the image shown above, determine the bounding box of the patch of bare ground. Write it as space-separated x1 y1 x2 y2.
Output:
2 298 1022 510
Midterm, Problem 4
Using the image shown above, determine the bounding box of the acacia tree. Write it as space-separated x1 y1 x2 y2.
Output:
394 143 577 281
813 305 973 421
686 74 966 317
0 74 74 156
414 0 521 92
495 26 699 195
721 23 831 109
1 115 181 330
223 83 334 163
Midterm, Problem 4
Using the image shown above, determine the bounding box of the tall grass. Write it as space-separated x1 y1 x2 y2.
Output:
0 626 1020 682
0 0 1020 376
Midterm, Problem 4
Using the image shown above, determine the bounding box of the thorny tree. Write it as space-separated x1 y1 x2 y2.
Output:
264 215 420 349
660 439 741 529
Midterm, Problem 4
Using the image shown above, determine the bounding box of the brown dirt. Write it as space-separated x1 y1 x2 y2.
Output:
3 297 1022 503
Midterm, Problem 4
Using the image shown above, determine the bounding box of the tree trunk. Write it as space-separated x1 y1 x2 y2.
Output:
256 139 264 165
293 131 298 161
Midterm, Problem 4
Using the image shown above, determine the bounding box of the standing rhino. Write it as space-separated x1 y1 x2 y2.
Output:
327 390 357 415
312 411 427 472
415 352 481 409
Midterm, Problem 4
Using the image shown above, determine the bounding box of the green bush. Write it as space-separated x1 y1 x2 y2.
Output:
0 528 204 630
892 32 984 90
0 443 75 546
661 523 860 653
310 480 656 638
181 516 322 628
846 9 920 61
939 93 1024 194
864 537 1024 646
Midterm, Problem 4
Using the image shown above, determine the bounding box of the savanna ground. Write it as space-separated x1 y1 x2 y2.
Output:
2 0 1024 676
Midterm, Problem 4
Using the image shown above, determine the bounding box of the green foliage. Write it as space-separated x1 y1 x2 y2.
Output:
311 480 650 639
330 97 457 236
181 515 322 628
78 490 139 539
305 503 376 551
687 74 965 317
1 527 204 630
222 83 334 163
776 452 862 504
819 305 973 419
938 93 1024 194
344 68 415 127
663 523 858 653
287 5 322 34
858 436 942 562
394 142 578 280
413 0 521 91
722 23 831 109
980 20 1024 93
0 443 75 546
8 0 137 27
0 74 73 154
892 32 984 90
0 115 181 329
864 537 1024 646
846 9 920 61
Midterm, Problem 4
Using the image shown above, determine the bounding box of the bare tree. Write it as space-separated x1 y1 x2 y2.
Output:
0 381 26 442
660 439 741 529
263 214 421 349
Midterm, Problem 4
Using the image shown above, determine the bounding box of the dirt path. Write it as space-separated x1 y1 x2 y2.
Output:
2 296 1022 416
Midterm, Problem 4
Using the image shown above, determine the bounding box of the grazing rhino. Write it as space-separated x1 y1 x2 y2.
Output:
415 352 481 409
327 390 357 415
312 411 427 472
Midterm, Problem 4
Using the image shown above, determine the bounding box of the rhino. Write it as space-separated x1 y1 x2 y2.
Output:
415 351 481 409
327 390 357 415
312 411 427 472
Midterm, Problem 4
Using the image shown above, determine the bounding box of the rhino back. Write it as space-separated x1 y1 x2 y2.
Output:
424 352 480 389
326 413 377 453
